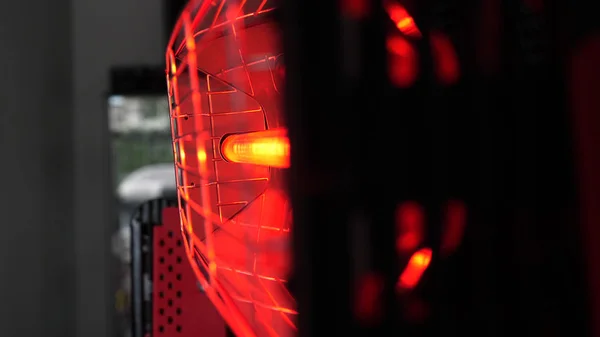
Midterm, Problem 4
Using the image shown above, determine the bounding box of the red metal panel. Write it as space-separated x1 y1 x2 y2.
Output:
153 207 226 337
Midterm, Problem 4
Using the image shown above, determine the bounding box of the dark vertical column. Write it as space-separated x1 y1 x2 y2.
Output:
567 0 600 335
0 0 75 336
281 3 352 335
282 0 400 335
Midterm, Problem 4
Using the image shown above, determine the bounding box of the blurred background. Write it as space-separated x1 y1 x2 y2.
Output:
0 0 184 336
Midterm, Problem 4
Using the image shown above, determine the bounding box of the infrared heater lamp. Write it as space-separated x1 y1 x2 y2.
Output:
165 0 444 336
165 1 293 337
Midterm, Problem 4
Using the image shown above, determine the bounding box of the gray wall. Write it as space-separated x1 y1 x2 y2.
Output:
73 0 164 336
0 0 165 335
0 0 75 334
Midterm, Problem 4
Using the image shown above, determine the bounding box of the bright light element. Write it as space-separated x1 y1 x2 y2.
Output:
220 129 290 168
398 247 432 289
384 1 422 38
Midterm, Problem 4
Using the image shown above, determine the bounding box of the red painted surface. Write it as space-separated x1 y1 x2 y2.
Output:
153 207 226 337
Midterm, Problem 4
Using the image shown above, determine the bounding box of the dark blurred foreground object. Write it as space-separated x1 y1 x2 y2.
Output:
110 66 166 96
282 0 599 336
163 0 187 43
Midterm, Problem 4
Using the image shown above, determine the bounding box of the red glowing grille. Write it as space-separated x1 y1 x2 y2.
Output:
165 1 295 336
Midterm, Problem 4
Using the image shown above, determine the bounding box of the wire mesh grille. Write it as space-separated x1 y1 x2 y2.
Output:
166 1 294 336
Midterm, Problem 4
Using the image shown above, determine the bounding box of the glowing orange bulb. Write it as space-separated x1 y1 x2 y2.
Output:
220 129 290 168
398 248 432 289
197 149 207 164
179 145 186 161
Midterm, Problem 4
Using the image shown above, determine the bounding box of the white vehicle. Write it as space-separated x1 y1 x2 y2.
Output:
112 163 176 263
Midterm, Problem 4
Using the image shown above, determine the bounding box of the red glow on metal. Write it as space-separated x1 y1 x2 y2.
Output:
355 273 384 324
441 200 467 257
396 201 424 254
398 248 432 290
430 31 460 86
166 1 294 336
387 36 418 88
340 0 370 19
385 1 421 38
